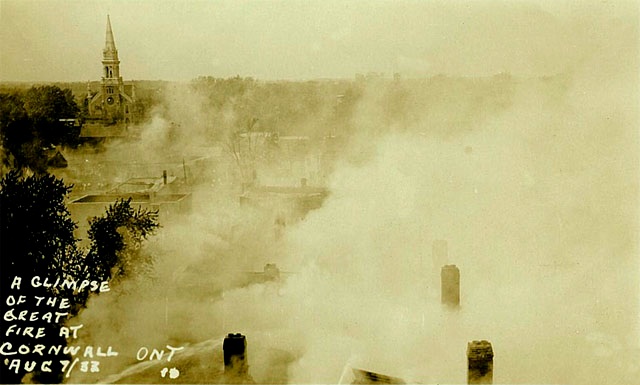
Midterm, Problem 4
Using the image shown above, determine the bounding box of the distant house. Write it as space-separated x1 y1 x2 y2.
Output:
240 263 297 286
108 174 177 194
351 368 405 384
58 118 80 128
44 147 68 168
239 179 329 224
68 192 191 240
79 121 129 139
172 263 295 299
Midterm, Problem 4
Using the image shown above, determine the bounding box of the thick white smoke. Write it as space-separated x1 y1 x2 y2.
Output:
64 3 638 384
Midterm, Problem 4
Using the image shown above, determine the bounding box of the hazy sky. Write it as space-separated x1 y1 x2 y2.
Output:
0 0 637 81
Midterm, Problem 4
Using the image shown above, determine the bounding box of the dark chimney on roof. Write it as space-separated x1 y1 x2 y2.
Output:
441 264 460 307
223 333 248 376
264 263 280 281
467 340 493 384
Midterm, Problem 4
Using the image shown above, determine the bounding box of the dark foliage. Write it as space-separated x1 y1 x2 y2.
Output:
0 171 81 383
85 198 159 283
0 173 159 383
0 86 80 173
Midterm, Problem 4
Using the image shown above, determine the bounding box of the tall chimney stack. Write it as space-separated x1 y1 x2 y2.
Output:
467 340 493 384
441 264 460 307
223 333 248 376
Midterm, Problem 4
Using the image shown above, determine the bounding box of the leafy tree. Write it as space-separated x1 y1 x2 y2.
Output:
0 171 82 383
85 198 159 283
23 86 79 143
0 173 159 383
0 86 80 173
0 92 41 172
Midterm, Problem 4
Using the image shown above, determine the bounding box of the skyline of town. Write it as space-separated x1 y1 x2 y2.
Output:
2 1 635 82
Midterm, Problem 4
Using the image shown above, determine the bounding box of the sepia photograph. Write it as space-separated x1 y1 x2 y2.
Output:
0 1 638 384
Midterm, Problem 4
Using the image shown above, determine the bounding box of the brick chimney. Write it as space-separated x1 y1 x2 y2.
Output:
441 264 460 307
223 333 248 375
467 340 493 384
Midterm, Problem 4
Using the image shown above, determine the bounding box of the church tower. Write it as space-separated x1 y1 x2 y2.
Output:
101 15 122 119
86 15 136 127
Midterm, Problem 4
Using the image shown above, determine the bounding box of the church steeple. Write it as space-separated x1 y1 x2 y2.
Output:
103 15 118 60
87 15 136 127
102 15 120 79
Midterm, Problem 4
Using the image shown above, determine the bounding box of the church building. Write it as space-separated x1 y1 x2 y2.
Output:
83 16 138 136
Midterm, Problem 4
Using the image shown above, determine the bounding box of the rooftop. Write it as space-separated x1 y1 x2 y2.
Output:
71 193 189 204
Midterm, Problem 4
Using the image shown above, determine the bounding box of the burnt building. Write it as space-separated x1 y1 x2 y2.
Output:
241 263 291 286
239 179 328 225
68 191 191 241
351 368 405 384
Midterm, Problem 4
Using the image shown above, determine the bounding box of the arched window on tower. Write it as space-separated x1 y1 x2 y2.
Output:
105 66 109 77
